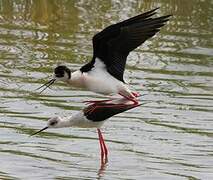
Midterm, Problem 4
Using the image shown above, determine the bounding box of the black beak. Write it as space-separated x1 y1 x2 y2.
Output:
30 126 48 136
36 79 56 93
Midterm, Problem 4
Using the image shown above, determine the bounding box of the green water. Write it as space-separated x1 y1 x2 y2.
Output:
0 0 212 179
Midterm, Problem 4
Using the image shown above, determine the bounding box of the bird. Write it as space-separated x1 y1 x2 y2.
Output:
37 8 171 103
31 98 141 163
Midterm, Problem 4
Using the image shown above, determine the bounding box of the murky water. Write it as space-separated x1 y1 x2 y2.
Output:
0 0 212 179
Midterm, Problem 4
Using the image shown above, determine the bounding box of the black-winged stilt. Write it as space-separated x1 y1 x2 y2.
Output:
31 98 141 163
37 8 171 103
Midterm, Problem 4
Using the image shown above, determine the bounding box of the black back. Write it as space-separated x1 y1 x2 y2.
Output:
83 101 140 122
80 8 171 82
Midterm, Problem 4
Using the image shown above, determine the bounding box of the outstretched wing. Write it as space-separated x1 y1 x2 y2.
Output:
80 8 171 82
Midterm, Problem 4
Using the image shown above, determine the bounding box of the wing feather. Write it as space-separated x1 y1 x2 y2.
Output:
80 8 171 82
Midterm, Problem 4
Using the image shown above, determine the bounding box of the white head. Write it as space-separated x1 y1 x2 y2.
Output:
47 116 63 128
31 116 68 136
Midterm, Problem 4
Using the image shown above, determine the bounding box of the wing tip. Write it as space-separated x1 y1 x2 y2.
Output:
146 7 173 20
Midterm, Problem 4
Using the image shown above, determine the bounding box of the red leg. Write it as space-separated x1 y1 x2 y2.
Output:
97 129 108 163
98 129 105 162
85 103 130 114
83 99 111 105
132 91 141 97
98 129 108 157
119 93 139 105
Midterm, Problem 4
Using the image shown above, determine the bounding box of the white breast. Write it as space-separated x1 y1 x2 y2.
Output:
67 58 132 96
83 58 127 95
70 111 105 128
68 70 86 88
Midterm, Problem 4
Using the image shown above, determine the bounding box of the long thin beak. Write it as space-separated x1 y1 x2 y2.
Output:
30 126 48 136
36 79 56 94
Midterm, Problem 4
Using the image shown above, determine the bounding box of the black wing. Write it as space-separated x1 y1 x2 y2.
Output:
84 99 140 122
80 8 171 82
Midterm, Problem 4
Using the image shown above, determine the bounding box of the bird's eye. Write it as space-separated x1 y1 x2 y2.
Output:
50 120 57 126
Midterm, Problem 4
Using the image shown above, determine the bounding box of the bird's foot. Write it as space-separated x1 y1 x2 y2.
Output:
132 91 141 98
130 98 139 105
119 93 139 105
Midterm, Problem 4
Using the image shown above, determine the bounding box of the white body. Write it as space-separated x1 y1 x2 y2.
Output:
65 58 133 98
50 111 105 129
34 98 138 134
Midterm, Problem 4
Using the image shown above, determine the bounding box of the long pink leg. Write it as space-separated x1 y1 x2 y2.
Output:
83 99 111 105
98 129 108 157
97 129 108 163
85 103 130 114
119 93 139 105
84 96 140 115
132 91 141 97
98 129 105 162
